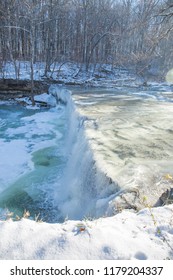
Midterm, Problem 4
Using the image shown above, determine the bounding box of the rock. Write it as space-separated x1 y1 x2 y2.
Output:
106 187 141 216
0 79 49 99
158 188 173 206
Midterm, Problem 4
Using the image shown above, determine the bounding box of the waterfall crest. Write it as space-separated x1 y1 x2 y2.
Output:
49 85 120 220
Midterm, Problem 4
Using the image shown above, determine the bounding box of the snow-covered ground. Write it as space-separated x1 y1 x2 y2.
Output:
0 61 142 88
0 205 173 259
1 60 173 92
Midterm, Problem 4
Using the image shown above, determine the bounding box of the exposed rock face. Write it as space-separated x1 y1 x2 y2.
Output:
0 79 49 99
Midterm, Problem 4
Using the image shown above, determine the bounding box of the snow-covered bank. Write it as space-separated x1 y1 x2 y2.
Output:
1 61 173 102
0 61 147 88
0 205 173 259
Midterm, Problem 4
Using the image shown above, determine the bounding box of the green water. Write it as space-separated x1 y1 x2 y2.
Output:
0 103 67 222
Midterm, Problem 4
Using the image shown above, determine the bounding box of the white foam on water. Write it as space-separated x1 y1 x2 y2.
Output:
71 89 173 210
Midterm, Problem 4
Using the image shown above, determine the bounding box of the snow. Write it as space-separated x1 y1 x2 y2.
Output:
0 205 173 259
1 61 173 93
0 61 142 88
34 93 57 107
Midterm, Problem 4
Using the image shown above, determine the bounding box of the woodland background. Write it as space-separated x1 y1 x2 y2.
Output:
0 0 173 80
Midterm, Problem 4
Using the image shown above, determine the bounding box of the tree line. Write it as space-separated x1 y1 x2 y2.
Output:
0 0 173 80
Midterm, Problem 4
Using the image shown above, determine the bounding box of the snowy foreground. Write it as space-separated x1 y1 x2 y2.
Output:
0 205 173 260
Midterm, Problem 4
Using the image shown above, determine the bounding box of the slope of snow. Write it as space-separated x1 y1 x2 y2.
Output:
0 205 173 260
0 61 141 87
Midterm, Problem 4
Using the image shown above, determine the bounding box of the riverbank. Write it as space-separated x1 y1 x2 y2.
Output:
1 61 173 106
0 61 153 99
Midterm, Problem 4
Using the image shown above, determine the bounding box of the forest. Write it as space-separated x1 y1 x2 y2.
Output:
0 0 173 81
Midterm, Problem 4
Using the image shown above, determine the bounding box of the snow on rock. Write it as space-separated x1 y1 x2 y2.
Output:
48 85 72 105
34 93 56 107
0 205 173 260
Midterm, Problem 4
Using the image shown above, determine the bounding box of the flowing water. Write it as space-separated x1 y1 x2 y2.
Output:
0 85 173 222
